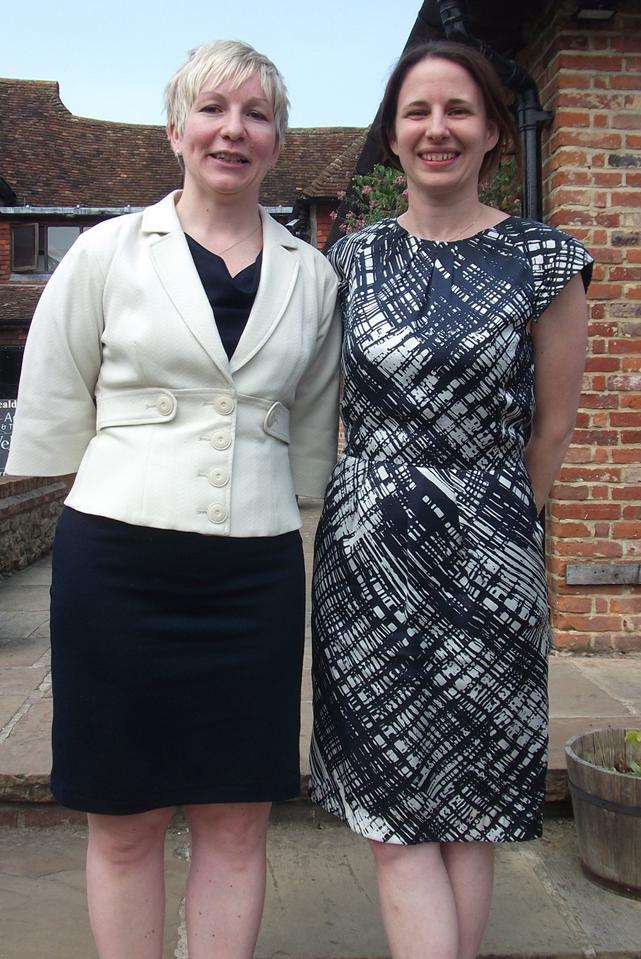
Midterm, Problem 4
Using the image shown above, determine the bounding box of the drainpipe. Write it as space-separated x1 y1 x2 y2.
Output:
437 0 552 220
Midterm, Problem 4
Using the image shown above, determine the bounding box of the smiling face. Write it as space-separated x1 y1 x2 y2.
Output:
390 56 498 199
168 73 280 203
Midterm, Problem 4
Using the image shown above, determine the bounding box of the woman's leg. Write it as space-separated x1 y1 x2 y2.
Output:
183 801 271 959
86 806 174 959
370 839 460 959
441 842 495 959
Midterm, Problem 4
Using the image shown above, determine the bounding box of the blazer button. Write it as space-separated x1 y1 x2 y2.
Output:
208 466 229 487
215 395 235 415
207 503 228 524
211 430 232 450
157 395 174 416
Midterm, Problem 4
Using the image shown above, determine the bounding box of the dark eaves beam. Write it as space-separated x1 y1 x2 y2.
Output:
0 177 17 205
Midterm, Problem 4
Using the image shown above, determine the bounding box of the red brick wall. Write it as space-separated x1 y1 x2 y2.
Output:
521 0 641 651
316 202 339 250
0 222 10 280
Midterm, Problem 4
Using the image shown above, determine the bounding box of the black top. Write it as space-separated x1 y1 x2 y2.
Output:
186 234 262 360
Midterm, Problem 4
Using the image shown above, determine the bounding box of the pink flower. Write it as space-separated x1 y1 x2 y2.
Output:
339 223 348 234
329 210 338 221
337 190 346 200
361 185 373 196
401 189 408 198
394 175 406 187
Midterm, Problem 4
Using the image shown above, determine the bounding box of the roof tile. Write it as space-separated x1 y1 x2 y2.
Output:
0 79 364 208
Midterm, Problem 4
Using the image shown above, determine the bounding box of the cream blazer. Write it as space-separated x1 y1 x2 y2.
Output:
6 191 341 536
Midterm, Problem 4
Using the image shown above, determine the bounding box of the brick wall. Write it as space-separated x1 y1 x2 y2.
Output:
0 476 66 574
0 222 10 280
521 0 641 651
316 202 339 251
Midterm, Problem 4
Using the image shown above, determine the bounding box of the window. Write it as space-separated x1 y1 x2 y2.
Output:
11 223 84 275
46 226 81 271
11 224 39 272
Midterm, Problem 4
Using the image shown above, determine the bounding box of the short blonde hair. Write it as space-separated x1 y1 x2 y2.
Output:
164 40 289 146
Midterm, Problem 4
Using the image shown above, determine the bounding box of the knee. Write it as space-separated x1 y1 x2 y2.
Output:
369 838 409 870
369 838 440 875
185 803 270 862
88 807 173 866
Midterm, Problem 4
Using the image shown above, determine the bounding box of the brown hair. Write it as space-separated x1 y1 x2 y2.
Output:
379 40 521 184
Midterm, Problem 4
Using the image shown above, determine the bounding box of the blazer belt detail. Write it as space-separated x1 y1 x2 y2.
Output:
95 388 290 444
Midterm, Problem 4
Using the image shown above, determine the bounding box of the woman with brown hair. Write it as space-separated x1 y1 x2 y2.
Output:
311 40 592 958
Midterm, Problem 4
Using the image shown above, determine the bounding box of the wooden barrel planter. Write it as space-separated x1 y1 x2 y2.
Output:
565 727 641 900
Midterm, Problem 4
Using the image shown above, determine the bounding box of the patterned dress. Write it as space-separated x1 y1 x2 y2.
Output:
310 216 593 844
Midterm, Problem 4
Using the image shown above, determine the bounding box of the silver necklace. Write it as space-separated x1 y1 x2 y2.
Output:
403 210 485 243
211 222 261 257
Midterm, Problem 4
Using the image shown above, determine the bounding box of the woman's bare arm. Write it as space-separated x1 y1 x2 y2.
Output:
523 273 588 512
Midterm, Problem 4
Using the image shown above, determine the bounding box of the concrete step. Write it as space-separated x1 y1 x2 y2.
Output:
1 806 640 959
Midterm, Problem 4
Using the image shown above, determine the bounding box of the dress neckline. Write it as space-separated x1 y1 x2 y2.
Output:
393 214 517 246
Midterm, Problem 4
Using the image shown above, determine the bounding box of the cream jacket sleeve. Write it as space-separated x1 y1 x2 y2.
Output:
289 264 341 498
6 233 106 476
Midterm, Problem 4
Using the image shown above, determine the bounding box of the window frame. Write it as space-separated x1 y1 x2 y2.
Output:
9 220 94 277
10 223 39 273
44 223 82 273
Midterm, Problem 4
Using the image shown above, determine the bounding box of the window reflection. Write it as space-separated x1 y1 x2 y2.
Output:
46 226 81 271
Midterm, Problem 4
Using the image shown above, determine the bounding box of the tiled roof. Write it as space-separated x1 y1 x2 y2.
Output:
305 130 367 198
265 128 366 204
0 284 44 322
0 79 364 209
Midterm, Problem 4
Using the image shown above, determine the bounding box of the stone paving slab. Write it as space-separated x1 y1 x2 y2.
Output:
0 700 52 777
548 659 639 719
1 811 640 959
572 657 641 714
0 825 188 959
0 584 50 613
0 611 49 644
0 665 48 698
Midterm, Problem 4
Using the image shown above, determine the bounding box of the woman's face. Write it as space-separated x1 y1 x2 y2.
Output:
169 73 280 201
390 57 498 198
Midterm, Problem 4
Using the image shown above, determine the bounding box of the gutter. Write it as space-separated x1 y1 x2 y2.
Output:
0 205 294 218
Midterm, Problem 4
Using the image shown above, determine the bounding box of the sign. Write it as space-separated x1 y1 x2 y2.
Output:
0 400 16 476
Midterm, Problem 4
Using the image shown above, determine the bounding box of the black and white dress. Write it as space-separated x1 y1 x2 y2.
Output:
310 216 593 844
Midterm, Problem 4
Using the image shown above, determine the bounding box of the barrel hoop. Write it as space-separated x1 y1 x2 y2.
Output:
568 778 641 818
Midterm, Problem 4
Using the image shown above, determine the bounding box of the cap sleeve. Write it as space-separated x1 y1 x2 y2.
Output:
326 235 348 286
528 230 593 322
325 230 364 295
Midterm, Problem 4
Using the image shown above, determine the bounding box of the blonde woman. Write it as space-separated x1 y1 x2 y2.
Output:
7 41 340 959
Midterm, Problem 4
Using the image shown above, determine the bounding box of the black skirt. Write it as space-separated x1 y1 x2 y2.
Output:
50 507 305 814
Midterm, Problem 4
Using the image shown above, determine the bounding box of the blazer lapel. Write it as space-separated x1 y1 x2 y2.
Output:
142 194 300 380
230 208 300 374
144 193 233 383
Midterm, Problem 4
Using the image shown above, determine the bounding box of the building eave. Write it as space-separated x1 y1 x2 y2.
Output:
0 204 294 218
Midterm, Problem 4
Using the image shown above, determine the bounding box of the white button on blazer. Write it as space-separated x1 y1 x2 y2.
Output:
6 191 342 537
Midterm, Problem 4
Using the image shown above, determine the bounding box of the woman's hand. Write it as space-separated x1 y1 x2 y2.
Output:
523 273 588 513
